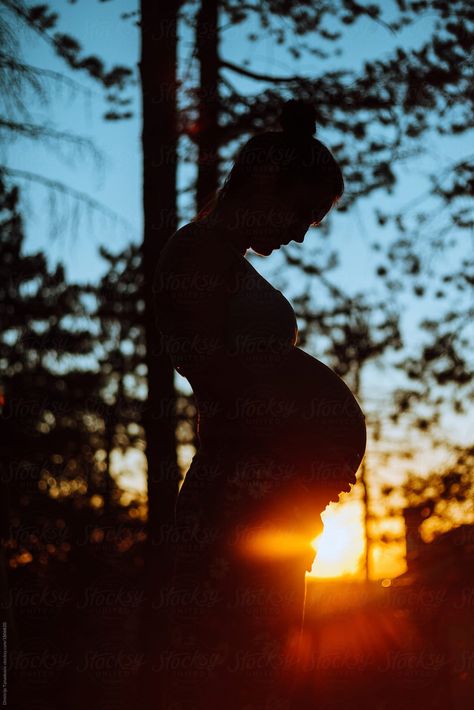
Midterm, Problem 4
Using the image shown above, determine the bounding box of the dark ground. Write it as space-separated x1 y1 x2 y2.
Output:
5 517 474 710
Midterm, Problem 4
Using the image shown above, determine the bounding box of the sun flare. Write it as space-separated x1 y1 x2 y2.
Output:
310 501 365 578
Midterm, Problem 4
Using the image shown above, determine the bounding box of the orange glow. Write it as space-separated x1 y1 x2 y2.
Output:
311 501 365 578
112 445 408 579
235 503 386 579
238 525 311 561
311 500 406 579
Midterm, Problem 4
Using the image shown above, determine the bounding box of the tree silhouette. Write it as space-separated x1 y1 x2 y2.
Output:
380 443 474 553
139 0 180 543
0 0 137 214
186 1 472 209
93 243 147 511
0 174 99 651
0 173 101 507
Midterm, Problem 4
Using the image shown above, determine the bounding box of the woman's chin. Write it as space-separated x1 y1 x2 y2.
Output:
250 235 289 256
297 480 356 515
250 242 278 256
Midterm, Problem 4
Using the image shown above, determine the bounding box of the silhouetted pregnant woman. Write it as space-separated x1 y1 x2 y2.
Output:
154 101 366 709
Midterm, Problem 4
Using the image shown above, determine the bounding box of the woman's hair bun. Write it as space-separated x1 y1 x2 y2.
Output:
280 99 317 138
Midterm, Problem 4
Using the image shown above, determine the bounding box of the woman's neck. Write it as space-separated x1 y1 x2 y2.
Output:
199 208 251 256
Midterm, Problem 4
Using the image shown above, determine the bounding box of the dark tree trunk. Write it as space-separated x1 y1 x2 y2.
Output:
354 366 371 580
135 3 180 707
196 0 220 212
140 0 180 545
103 402 114 513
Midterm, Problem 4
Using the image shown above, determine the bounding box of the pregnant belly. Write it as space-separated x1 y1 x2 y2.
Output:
233 347 366 496
198 347 366 500
243 348 366 535
284 348 366 460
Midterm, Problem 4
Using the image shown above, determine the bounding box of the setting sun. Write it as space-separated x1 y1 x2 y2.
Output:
311 501 365 578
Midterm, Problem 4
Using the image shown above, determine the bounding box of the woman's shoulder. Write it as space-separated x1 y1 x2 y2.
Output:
155 222 194 268
157 220 239 276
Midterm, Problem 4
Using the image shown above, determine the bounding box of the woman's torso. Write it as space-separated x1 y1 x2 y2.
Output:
154 221 299 440
154 222 366 527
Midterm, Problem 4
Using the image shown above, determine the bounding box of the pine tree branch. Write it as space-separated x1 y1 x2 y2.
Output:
1 166 136 232
1 0 133 91
0 52 98 99
220 59 304 84
0 118 98 153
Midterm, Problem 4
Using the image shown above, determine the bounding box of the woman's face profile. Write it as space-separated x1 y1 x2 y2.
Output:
247 181 334 256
